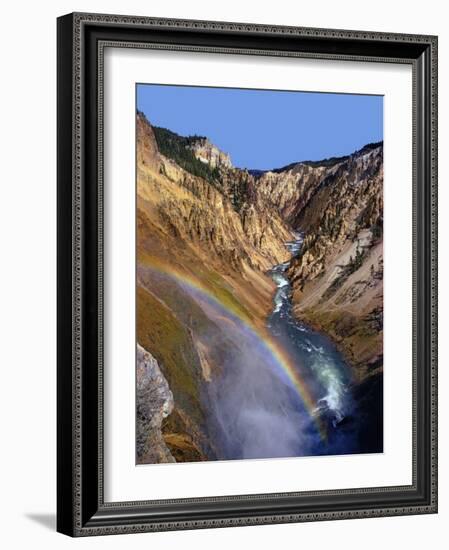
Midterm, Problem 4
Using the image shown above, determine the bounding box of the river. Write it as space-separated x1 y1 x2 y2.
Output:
205 233 378 460
266 233 363 456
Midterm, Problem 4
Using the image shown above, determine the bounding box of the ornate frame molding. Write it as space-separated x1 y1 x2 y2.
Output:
57 12 438 536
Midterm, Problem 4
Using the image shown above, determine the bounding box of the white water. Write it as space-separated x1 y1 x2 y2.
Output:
267 233 353 437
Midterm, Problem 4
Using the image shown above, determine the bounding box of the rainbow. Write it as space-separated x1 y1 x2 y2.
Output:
141 257 324 438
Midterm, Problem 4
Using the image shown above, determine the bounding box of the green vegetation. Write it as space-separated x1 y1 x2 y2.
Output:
229 176 249 212
205 269 255 324
321 243 367 302
138 249 254 326
152 126 221 184
137 285 202 422
364 306 383 332
347 245 365 274
371 216 383 241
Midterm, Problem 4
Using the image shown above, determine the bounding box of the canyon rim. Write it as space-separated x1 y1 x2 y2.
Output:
135 84 384 464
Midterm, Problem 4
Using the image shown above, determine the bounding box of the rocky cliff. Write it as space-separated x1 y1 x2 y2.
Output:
189 137 233 169
136 344 175 464
136 112 294 462
286 145 383 381
244 144 383 381
253 162 334 225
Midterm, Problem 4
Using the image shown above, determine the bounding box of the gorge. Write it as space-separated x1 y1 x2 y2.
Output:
136 111 383 463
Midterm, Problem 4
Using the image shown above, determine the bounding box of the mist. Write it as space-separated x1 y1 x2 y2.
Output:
208 341 317 460
185 289 320 460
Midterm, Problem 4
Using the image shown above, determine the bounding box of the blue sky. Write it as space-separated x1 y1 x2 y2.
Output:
137 84 383 170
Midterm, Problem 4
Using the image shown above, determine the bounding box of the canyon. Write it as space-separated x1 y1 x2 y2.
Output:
136 111 383 463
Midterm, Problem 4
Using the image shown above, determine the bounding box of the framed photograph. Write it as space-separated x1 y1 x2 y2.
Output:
57 12 438 536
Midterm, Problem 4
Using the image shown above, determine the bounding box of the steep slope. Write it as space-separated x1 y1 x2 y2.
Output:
136 112 295 461
286 145 384 381
138 113 293 314
189 136 233 169
243 144 383 381
253 162 337 225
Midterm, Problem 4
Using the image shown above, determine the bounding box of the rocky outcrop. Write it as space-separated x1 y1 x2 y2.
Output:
287 145 384 381
253 162 333 225
189 137 233 169
136 344 175 464
137 112 160 170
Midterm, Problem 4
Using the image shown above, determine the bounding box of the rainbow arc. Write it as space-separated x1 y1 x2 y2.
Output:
141 258 324 438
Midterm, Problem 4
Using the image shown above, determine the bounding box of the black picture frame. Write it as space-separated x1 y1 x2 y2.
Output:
57 12 438 537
